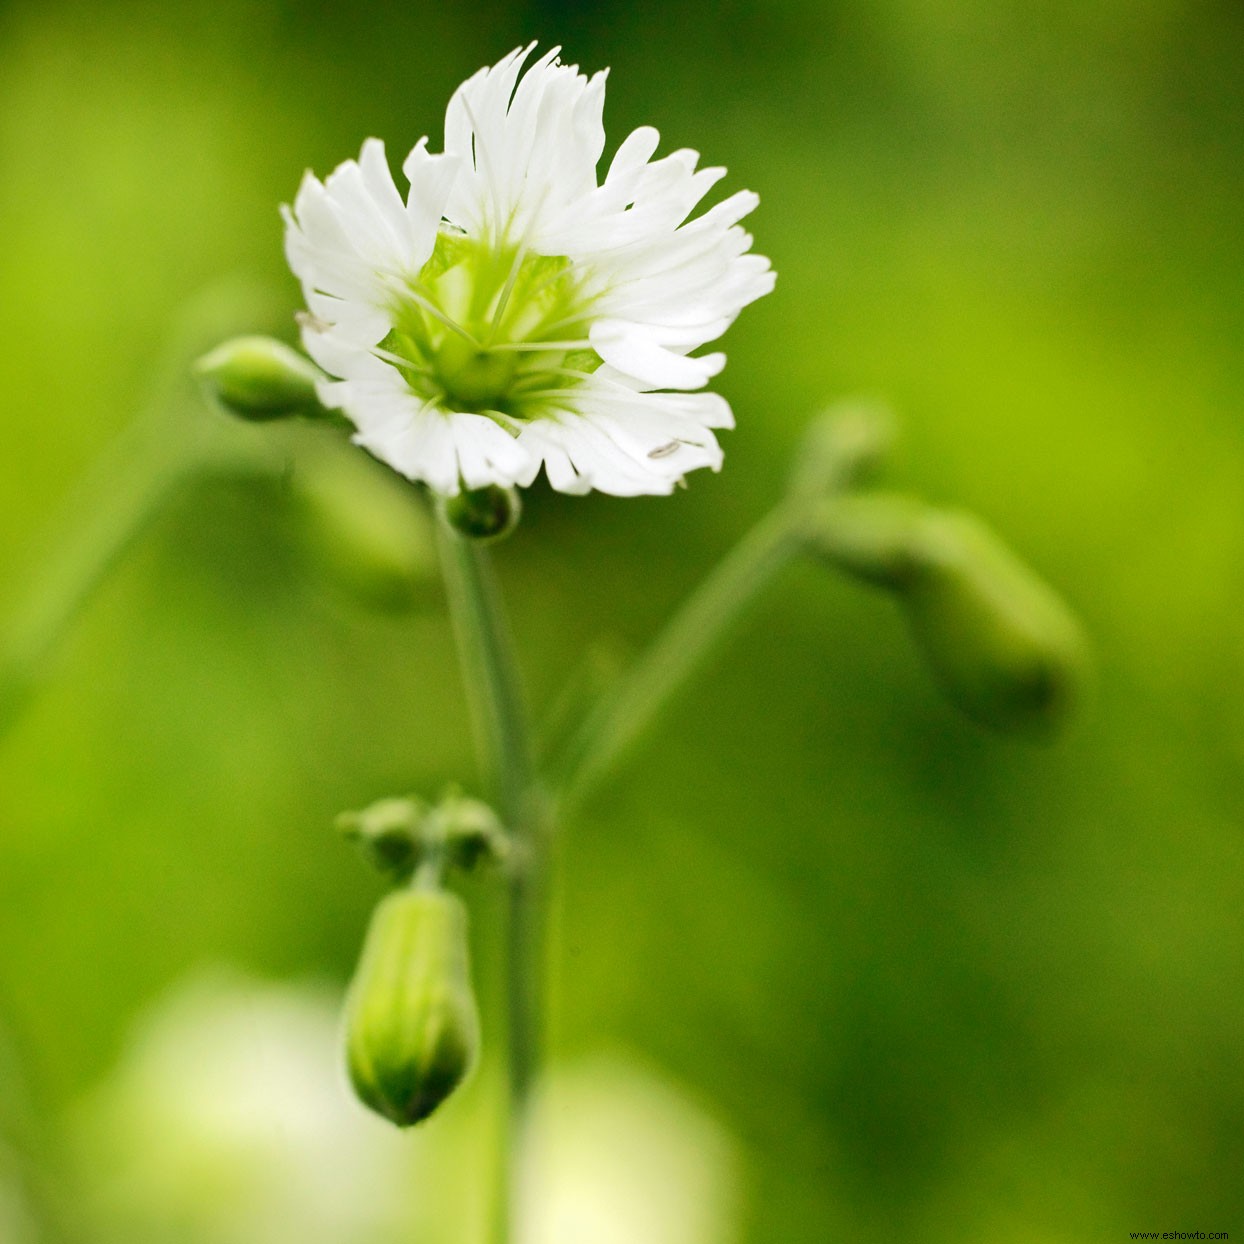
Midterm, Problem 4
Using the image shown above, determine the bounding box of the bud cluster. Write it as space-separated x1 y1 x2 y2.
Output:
337 788 509 882
336 789 508 1127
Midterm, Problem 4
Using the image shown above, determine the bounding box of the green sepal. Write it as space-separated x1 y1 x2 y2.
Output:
439 485 522 542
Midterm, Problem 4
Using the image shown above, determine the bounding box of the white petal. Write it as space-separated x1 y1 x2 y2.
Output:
401 138 461 258
301 326 389 380
450 414 533 489
283 138 449 317
536 437 591 495
590 321 725 389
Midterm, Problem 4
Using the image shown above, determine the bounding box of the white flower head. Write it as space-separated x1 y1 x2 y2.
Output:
283 44 775 497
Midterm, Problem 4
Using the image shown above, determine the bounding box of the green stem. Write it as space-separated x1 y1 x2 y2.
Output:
0 277 306 745
0 408 198 743
553 502 806 811
434 519 544 1244
435 524 535 818
0 404 280 746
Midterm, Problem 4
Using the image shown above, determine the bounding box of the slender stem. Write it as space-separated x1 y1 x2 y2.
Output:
553 502 805 811
0 408 198 743
430 415 877 1237
435 524 535 818
0 276 303 743
0 401 281 747
434 520 544 1244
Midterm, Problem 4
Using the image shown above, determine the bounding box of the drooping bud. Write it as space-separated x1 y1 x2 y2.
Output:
439 485 521 542
898 510 1090 736
290 447 436 613
195 336 325 421
344 888 480 1127
804 497 1090 736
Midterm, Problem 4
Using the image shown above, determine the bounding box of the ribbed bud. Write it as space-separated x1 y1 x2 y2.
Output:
195 336 324 421
344 888 479 1127
806 497 1090 736
439 485 521 542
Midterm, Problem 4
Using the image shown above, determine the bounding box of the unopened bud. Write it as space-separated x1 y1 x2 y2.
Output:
336 797 427 879
344 888 479 1127
439 485 521 542
437 791 510 872
195 336 324 421
902 511 1090 736
806 498 1090 736
291 448 436 612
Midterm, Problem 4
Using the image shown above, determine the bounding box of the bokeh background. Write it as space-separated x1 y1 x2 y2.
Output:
2 0 1243 1240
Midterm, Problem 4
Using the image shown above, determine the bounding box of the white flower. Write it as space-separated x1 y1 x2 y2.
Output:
283 44 775 497
74 974 431 1244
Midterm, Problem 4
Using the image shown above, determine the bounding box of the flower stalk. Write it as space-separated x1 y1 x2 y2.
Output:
434 517 546 1244
0 406 201 743
423 405 904 1238
553 500 806 810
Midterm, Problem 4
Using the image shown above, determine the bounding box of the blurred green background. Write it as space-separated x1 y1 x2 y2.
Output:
2 0 1242 1239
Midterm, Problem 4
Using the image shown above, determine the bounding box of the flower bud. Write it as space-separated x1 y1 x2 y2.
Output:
439 485 521 542
336 797 427 879
344 888 479 1127
805 497 1090 736
437 790 510 872
290 448 436 612
900 510 1090 736
195 336 324 421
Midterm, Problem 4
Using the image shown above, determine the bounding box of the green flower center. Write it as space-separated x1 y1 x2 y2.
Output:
382 229 602 425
